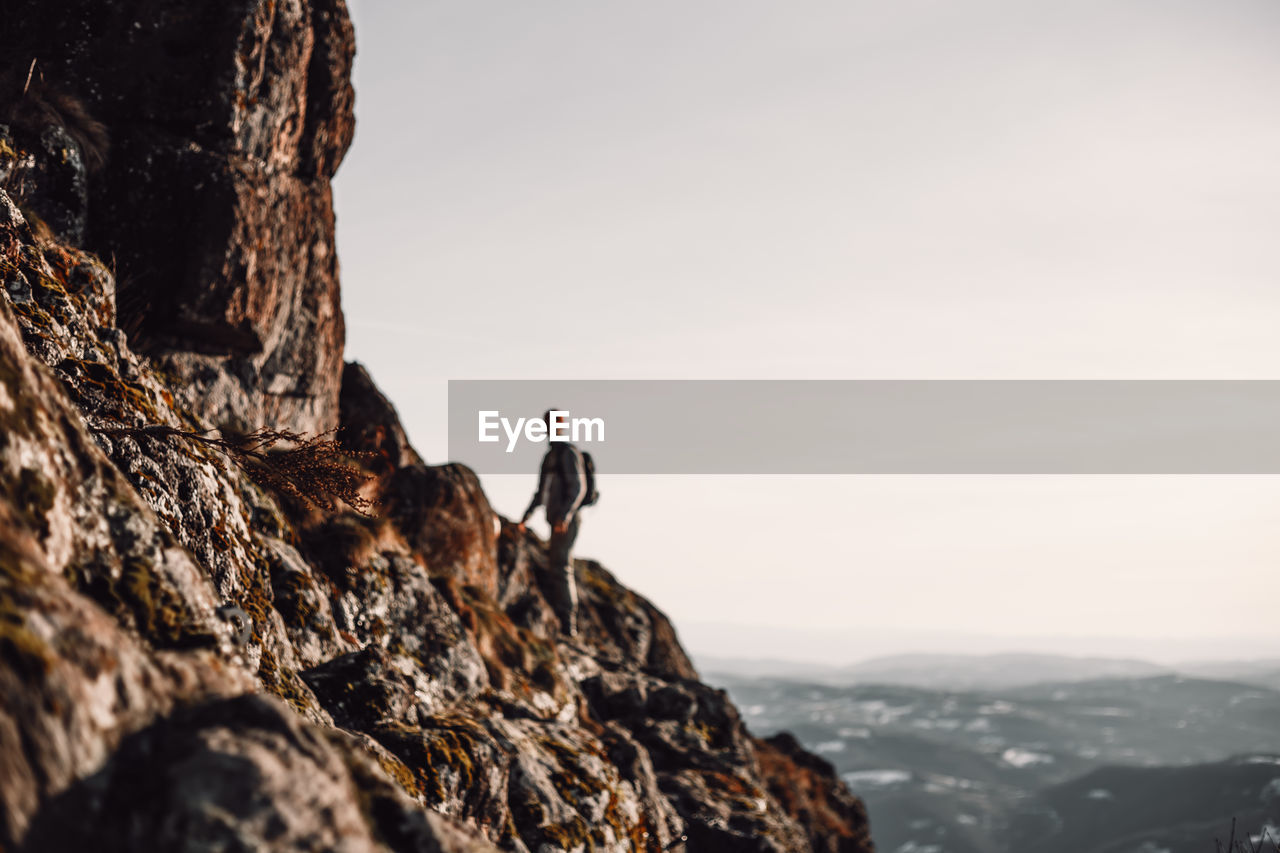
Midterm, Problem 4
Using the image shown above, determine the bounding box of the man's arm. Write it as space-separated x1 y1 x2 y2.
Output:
518 453 552 529
552 446 588 533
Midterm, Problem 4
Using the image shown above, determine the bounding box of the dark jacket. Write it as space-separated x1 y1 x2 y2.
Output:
522 442 588 527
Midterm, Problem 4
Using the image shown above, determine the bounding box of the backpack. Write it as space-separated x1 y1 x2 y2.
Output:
581 450 600 507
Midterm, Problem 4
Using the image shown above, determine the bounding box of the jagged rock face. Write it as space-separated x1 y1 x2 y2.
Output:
757 734 876 853
21 694 500 853
340 362 425 472
7 0 354 436
0 4 876 852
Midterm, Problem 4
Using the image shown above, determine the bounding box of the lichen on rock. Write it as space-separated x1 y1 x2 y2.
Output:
0 3 876 852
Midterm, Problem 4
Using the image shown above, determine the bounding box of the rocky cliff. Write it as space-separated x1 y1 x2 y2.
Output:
0 3 875 851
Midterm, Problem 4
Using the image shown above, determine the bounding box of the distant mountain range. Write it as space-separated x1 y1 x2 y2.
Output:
1180 659 1280 692
699 651 1280 691
839 654 1170 690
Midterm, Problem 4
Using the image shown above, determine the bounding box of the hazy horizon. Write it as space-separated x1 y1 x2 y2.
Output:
335 1 1280 663
680 620 1280 669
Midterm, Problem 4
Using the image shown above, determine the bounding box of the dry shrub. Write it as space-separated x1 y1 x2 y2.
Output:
96 425 374 515
1217 820 1280 853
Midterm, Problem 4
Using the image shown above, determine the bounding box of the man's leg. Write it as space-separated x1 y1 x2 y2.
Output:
546 516 580 636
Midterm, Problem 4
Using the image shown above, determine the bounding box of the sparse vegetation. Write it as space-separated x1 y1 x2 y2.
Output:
92 425 375 515
1217 819 1280 853
0 60 110 173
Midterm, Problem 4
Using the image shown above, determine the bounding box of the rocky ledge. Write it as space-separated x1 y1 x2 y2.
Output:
0 2 874 851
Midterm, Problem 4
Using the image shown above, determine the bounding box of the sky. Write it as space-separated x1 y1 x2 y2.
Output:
333 0 1280 664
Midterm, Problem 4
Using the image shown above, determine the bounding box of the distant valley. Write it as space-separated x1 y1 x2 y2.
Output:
706 654 1280 853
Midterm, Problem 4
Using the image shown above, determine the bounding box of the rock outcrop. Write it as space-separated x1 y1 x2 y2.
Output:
0 3 876 852
7 0 352 436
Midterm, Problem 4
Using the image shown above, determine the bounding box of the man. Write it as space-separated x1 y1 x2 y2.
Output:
517 410 592 636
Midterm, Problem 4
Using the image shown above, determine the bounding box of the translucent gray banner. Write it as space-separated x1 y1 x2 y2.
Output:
447 381 1280 474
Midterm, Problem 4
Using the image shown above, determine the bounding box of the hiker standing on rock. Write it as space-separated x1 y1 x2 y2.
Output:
517 410 598 637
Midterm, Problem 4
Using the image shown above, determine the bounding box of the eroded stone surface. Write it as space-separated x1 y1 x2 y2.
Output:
0 3 876 851
9 0 353 435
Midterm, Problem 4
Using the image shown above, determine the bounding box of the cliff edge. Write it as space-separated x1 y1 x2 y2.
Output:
0 3 874 851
